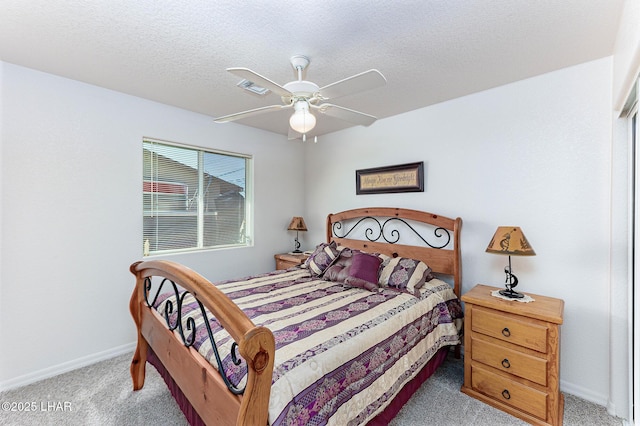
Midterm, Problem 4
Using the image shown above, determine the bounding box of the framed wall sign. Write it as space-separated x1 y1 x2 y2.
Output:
356 162 424 194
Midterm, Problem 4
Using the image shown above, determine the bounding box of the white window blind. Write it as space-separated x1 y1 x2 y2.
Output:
143 139 252 255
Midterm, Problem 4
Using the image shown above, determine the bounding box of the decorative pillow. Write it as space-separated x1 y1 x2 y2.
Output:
349 252 382 284
322 250 381 292
378 257 432 293
304 241 340 276
321 249 354 282
344 276 379 292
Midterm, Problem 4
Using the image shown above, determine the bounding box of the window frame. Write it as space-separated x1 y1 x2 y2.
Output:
142 137 253 256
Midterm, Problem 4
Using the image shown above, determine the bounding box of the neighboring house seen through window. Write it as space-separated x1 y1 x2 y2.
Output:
143 139 252 255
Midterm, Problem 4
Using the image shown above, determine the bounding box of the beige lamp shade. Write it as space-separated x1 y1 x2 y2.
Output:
287 216 308 232
486 226 535 256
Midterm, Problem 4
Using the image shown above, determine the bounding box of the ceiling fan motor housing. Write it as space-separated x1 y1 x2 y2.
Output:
282 80 320 102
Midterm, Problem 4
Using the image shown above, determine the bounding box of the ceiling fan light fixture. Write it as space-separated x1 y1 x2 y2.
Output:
289 100 316 134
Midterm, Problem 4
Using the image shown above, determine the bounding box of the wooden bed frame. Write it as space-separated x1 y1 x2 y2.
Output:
129 207 462 426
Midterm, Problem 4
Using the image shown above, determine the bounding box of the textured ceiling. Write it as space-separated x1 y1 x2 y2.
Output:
0 0 625 137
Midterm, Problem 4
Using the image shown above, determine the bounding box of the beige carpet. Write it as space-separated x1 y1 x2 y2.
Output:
0 352 624 425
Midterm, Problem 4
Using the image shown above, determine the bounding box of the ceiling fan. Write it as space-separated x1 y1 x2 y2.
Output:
213 55 387 141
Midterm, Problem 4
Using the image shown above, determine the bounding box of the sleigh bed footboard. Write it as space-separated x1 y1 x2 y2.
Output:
129 260 275 426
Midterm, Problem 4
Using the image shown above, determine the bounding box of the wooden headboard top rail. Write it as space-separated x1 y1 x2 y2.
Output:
326 207 462 297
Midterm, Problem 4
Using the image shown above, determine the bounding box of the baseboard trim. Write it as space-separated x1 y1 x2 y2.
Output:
0 341 136 392
560 379 609 407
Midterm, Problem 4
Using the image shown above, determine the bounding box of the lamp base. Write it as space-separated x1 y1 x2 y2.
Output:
499 288 525 299
292 234 302 254
500 261 524 298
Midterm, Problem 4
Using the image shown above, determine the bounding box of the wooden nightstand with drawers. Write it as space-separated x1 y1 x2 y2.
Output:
274 253 309 270
461 284 564 426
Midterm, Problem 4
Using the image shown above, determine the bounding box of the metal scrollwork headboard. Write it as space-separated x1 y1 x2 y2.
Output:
332 216 451 249
326 207 462 297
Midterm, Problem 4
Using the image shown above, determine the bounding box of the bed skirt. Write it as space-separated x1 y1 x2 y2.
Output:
147 345 450 426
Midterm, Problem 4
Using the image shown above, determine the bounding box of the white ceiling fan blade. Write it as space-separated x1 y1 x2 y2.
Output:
227 67 292 98
315 104 377 126
318 69 386 100
214 104 288 123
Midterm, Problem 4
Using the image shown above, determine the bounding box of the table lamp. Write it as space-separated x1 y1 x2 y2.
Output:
486 226 536 298
287 216 307 253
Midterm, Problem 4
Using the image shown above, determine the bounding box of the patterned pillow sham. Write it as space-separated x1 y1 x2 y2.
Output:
304 241 340 276
378 256 432 293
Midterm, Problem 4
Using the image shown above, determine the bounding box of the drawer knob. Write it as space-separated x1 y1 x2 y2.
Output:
502 389 511 400
501 327 511 337
501 358 511 369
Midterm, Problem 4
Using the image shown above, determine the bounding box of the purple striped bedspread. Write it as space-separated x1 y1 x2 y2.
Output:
154 267 463 425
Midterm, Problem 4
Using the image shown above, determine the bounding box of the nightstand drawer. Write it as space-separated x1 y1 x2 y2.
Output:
472 364 548 420
472 336 547 386
274 253 309 270
472 306 548 353
276 259 296 270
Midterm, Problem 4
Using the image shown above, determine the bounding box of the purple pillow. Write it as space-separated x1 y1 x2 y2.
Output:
345 276 379 292
322 250 354 282
349 252 382 284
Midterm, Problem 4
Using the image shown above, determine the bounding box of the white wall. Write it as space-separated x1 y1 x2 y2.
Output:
304 58 616 405
0 62 305 388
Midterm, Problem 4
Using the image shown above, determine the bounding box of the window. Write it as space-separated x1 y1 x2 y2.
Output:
143 139 252 255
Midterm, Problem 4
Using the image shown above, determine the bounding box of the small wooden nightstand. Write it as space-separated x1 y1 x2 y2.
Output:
274 253 308 270
461 284 564 426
